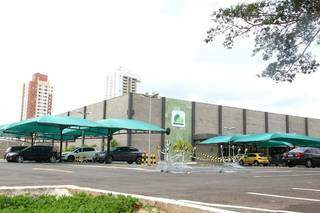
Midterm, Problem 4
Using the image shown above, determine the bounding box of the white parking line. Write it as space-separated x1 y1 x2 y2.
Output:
292 188 320 192
32 168 74 173
254 174 320 178
179 200 298 213
71 164 157 172
247 192 320 202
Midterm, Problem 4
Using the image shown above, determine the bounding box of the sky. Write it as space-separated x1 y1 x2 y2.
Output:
0 0 320 124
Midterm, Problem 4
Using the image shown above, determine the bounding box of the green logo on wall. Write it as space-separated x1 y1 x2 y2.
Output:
172 110 185 127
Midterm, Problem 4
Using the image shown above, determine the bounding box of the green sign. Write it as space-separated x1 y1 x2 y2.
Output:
165 98 192 146
171 110 185 127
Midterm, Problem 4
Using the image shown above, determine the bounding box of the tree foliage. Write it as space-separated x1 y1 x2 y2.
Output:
205 0 320 82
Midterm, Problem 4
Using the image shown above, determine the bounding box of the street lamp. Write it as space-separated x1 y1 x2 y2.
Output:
76 110 92 147
143 92 159 162
223 126 236 161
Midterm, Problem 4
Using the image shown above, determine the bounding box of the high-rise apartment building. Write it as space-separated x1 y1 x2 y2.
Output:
106 67 140 99
20 73 53 120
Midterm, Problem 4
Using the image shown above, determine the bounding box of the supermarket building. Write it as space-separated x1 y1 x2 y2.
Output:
58 93 320 157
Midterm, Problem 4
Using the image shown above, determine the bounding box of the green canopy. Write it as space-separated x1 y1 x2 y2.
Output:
63 118 167 138
2 116 102 136
235 133 320 147
1 115 103 161
97 118 166 134
200 135 246 145
254 140 293 148
200 134 294 148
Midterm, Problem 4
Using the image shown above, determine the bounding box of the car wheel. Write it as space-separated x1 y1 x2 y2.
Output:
49 156 57 163
135 157 142 165
239 160 244 166
253 160 259 166
105 156 113 164
16 156 24 163
67 155 75 162
306 159 313 168
127 161 133 164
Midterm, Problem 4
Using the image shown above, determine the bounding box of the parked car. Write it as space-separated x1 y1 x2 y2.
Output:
239 153 269 166
94 146 144 164
283 147 320 168
6 146 57 163
61 147 96 162
4 146 27 159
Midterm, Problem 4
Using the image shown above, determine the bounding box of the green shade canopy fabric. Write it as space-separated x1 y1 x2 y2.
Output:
2 116 102 137
255 140 293 148
63 118 167 138
97 118 166 133
200 134 294 148
0 115 104 162
235 133 320 147
200 135 246 145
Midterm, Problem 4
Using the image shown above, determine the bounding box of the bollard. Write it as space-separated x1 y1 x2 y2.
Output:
142 153 147 166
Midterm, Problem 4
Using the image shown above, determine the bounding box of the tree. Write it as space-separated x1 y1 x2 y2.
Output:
205 0 320 82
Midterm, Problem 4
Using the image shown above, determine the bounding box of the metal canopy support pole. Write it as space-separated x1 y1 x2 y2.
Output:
59 128 63 162
107 135 112 155
31 134 34 146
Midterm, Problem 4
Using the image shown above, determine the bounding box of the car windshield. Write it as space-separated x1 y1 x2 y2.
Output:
289 147 308 153
71 147 80 152
258 153 266 157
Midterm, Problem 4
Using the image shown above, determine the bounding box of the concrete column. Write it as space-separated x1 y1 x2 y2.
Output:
286 115 289 133
243 109 247 135
127 93 133 146
264 112 269 133
160 97 166 160
101 100 107 151
218 105 222 135
305 117 309 136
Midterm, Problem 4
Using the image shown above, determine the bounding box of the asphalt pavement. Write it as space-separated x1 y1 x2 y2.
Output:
0 161 320 213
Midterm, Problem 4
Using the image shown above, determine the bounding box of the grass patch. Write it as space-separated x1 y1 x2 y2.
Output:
0 193 141 213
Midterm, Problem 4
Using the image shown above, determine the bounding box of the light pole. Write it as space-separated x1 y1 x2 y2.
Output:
223 126 235 161
143 92 159 162
76 110 92 147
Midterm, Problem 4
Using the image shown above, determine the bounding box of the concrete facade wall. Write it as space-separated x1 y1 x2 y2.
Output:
308 118 320 137
221 106 243 135
288 115 306 134
56 94 320 155
86 102 104 121
131 94 162 158
268 113 286 133
195 102 219 135
246 110 265 134
106 95 128 119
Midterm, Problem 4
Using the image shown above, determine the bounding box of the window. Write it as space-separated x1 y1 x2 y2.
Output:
248 154 256 157
120 147 130 152
83 147 94 152
129 147 138 152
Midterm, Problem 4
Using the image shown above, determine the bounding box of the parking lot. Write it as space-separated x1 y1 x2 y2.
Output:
0 161 320 212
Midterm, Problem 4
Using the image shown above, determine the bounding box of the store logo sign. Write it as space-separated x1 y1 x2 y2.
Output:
171 110 185 127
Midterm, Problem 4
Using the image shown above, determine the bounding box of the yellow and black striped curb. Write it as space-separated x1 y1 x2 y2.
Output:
196 153 241 163
141 153 157 166
75 156 89 163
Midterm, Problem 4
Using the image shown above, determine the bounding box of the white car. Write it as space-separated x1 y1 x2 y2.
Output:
62 147 96 162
